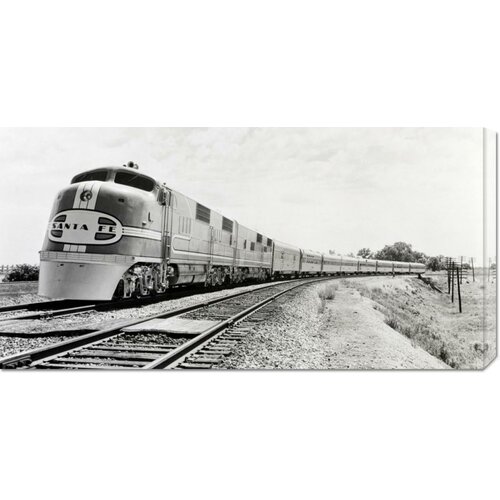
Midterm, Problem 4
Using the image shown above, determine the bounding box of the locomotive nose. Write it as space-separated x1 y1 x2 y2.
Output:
39 169 164 301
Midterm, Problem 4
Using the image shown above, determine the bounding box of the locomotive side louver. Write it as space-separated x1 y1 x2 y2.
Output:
196 203 211 224
222 217 233 233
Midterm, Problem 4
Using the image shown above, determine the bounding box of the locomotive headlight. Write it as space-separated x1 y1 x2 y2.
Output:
80 190 93 202
123 161 139 170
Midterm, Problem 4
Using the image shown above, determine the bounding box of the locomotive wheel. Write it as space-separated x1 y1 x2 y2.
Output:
209 271 217 287
215 268 224 286
134 281 145 298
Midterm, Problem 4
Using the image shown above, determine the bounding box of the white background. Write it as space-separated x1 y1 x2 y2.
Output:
0 1 499 499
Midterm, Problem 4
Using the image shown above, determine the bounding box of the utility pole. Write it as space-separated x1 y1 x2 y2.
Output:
471 257 475 282
451 261 455 303
456 266 462 313
446 257 451 295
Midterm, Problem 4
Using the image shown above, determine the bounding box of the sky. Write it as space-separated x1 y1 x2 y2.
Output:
0 127 494 266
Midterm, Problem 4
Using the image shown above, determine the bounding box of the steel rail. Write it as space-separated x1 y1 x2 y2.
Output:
2 303 105 321
0 299 87 314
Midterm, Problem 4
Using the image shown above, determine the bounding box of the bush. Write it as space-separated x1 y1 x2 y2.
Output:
2 264 39 282
318 283 338 301
317 283 338 314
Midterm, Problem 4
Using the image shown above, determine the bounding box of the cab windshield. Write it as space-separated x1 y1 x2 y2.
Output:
71 170 108 183
114 171 155 192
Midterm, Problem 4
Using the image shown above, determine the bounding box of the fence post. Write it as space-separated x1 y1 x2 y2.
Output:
471 257 475 282
456 266 462 313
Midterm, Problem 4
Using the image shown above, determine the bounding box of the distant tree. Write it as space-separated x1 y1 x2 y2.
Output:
2 264 39 282
426 256 444 272
347 252 355 258
357 248 372 259
412 251 427 264
491 262 496 270
328 249 336 255
374 242 428 263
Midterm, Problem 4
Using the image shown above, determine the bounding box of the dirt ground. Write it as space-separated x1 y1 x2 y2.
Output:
321 283 448 369
339 273 496 369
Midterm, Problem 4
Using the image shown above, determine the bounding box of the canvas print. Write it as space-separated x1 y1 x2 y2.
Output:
0 128 496 370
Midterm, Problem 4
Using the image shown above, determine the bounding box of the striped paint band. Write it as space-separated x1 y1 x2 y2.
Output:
40 250 162 265
74 182 101 211
60 227 162 250
122 227 162 241
70 181 102 253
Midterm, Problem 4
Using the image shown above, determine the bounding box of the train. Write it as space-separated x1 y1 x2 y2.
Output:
39 162 426 300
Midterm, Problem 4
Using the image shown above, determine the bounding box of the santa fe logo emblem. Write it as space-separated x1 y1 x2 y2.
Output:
48 210 123 245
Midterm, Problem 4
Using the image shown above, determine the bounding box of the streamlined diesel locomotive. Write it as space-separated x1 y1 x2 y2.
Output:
39 163 425 300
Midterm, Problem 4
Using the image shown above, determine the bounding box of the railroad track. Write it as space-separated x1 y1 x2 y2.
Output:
0 278 301 321
0 277 331 370
0 281 268 321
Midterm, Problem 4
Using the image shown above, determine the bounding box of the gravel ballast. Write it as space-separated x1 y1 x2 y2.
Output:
220 284 332 369
0 281 291 359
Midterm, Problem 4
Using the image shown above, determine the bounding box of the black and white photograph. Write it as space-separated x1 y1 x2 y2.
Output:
0 127 496 370
1 2 499 500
